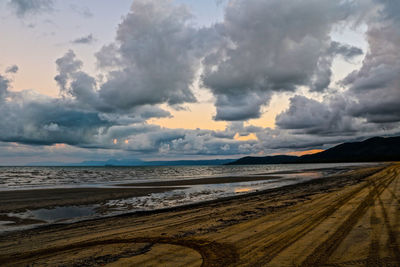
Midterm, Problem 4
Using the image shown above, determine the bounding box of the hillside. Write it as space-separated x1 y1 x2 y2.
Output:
226 155 298 165
228 136 400 165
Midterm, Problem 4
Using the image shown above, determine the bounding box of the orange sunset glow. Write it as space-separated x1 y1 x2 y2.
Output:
285 149 325 157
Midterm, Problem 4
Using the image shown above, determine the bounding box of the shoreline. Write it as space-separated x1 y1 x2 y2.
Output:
1 164 398 266
0 164 382 233
0 165 383 231
117 174 281 187
0 187 184 213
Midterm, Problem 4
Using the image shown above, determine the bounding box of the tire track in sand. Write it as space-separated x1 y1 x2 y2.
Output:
0 236 238 267
367 192 383 265
377 193 400 264
366 172 399 266
241 168 393 266
299 168 396 267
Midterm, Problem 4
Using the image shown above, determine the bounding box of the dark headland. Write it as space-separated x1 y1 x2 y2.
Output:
228 136 400 165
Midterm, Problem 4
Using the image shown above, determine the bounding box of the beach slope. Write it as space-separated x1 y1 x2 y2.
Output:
0 164 399 266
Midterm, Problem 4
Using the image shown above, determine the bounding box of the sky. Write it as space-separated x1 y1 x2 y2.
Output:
0 0 399 165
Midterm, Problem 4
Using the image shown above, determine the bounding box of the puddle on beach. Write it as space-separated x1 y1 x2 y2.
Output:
285 171 322 179
2 176 313 231
102 179 300 213
30 206 97 222
6 205 98 225
0 164 369 234
235 187 252 193
0 206 98 234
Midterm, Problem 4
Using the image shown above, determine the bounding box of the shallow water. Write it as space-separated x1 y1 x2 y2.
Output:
0 162 371 190
30 206 97 222
0 162 377 232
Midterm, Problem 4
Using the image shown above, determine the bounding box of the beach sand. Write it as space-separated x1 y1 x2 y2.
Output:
0 164 399 266
0 187 183 213
117 174 281 186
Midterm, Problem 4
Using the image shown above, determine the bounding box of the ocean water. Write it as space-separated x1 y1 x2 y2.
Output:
0 162 371 190
0 163 375 231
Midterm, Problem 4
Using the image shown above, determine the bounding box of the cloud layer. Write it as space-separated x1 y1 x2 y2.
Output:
71 34 95 45
2 0 400 161
8 0 54 17
202 0 364 121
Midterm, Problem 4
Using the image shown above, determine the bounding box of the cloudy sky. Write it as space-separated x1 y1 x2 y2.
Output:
0 0 399 165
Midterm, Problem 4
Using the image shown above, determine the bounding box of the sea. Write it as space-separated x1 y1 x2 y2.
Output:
0 163 376 232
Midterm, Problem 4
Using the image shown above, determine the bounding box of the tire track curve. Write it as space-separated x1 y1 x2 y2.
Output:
0 236 238 267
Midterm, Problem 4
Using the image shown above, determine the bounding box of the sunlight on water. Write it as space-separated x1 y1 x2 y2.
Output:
0 163 369 190
0 162 376 232
235 188 252 193
30 206 97 222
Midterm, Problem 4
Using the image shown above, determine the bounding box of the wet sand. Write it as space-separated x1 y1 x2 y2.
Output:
0 187 183 213
0 173 319 227
1 164 399 266
118 175 281 187
0 173 296 214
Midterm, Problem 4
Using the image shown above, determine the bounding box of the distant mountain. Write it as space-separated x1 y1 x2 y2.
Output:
300 136 400 163
141 159 236 166
227 155 298 165
24 136 400 167
228 136 400 165
26 158 236 167
78 159 144 166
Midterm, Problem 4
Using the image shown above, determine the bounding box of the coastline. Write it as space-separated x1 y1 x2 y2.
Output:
0 187 184 213
1 164 398 266
0 164 370 231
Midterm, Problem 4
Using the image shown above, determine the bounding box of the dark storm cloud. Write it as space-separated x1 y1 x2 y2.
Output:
0 52 175 149
8 0 54 17
377 0 400 23
256 121 400 153
0 75 10 101
53 50 173 121
220 122 263 138
95 0 222 112
340 0 400 124
329 41 363 60
309 41 363 93
274 91 400 148
5 65 19 74
0 93 110 146
71 34 95 45
276 95 360 136
95 0 206 111
54 50 83 90
2 0 400 158
266 0 400 150
105 126 258 156
0 70 108 147
201 0 363 121
213 92 271 121
257 129 352 151
54 50 102 111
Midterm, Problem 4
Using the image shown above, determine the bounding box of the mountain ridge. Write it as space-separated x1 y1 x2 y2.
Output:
228 136 400 165
22 136 400 166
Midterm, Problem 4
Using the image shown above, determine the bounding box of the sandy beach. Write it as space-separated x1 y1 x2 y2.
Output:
0 164 399 266
0 187 186 213
117 174 281 186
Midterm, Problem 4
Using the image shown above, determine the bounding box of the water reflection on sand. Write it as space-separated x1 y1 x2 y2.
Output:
235 188 252 193
0 162 377 232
